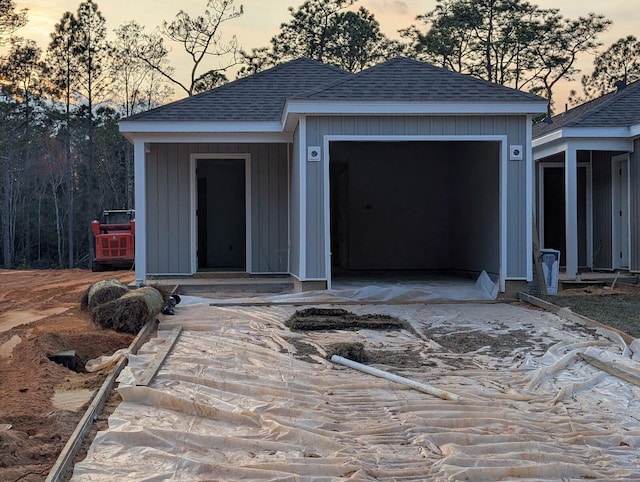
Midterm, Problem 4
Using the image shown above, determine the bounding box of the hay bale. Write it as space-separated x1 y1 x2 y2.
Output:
91 286 164 334
81 279 129 310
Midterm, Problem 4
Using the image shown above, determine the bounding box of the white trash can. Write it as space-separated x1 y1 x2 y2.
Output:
540 249 561 295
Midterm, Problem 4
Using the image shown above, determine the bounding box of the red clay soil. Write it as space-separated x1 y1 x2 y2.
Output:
0 269 136 482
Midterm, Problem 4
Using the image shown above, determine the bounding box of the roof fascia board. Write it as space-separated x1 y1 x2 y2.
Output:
119 120 283 134
533 137 633 159
568 138 633 152
283 100 548 118
121 131 292 144
630 123 640 138
534 126 633 147
561 127 631 138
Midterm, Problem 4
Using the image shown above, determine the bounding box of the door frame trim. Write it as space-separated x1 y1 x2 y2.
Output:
190 153 252 274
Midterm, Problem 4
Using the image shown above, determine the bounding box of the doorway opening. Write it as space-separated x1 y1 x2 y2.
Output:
539 163 589 268
196 157 248 271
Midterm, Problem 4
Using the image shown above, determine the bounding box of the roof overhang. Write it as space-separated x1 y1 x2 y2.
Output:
282 100 547 130
119 120 287 143
532 124 639 160
120 100 548 142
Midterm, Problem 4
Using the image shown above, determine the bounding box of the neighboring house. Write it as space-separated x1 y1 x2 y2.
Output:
119 57 547 293
533 80 640 280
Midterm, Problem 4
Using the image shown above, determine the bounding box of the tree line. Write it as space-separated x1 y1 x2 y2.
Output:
0 0 637 270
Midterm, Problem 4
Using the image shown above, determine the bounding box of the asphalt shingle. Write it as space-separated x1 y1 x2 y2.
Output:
534 79 640 137
294 57 544 103
124 56 546 124
125 58 350 122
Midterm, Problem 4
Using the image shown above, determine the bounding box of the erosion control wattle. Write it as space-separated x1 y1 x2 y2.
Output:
81 279 129 310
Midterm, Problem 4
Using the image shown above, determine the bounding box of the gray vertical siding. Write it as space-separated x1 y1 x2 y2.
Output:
250 142 289 273
504 117 528 278
146 144 191 274
304 115 529 279
146 143 289 275
631 140 640 271
306 152 325 278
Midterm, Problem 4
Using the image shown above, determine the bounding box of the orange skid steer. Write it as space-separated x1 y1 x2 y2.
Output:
91 210 135 271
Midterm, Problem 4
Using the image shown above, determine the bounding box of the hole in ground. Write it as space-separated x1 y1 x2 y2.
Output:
47 351 78 371
38 331 134 373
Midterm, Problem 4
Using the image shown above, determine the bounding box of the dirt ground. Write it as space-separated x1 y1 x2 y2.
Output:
0 269 135 482
1 270 640 481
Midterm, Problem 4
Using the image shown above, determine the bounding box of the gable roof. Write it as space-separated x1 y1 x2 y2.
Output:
125 58 350 123
533 79 640 138
293 57 543 103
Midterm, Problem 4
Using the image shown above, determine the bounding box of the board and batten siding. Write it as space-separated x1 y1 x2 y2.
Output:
145 143 289 274
631 139 640 272
303 115 530 280
146 143 191 274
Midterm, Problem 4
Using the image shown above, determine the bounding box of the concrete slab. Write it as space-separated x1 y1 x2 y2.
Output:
145 275 295 297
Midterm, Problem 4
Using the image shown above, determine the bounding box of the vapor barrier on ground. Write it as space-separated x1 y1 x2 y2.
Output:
72 296 640 480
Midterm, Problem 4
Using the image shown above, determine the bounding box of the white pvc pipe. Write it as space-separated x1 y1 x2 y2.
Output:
330 355 460 401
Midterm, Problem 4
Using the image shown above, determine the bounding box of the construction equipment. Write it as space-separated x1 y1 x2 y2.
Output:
91 210 135 271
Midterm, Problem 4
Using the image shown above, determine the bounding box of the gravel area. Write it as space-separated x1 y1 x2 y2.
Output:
541 283 640 338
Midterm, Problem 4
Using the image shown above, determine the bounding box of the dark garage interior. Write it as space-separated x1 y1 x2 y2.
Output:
329 141 501 278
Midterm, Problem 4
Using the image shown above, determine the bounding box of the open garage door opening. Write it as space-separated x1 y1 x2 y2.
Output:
329 141 501 282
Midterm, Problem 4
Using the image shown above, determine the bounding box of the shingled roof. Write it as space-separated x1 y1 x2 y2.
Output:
124 56 546 124
125 58 350 122
293 56 544 103
533 79 640 138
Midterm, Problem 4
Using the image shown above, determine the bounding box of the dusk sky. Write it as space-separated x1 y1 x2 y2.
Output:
15 0 640 106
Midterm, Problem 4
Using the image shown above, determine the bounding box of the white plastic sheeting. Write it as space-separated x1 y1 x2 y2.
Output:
72 298 640 481
210 272 499 306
